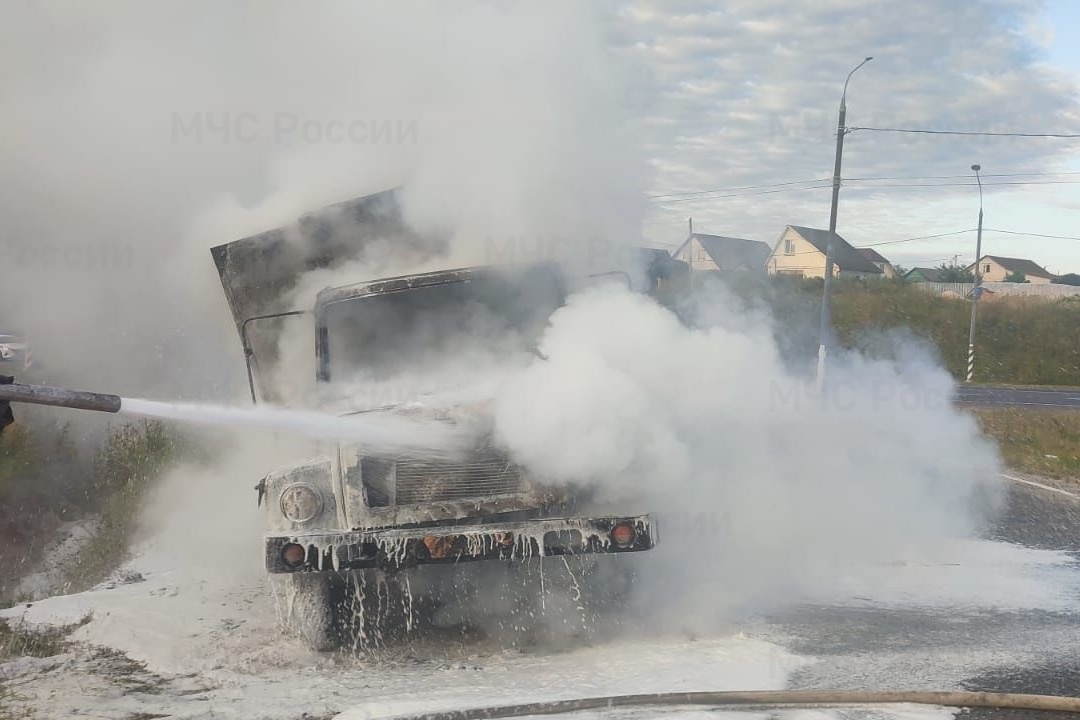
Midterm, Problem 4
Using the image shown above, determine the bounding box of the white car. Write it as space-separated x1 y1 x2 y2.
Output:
0 334 32 369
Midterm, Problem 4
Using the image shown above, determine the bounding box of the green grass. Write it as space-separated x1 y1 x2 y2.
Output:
0 412 202 602
831 283 1080 385
0 427 43 501
0 615 93 719
714 276 1080 386
62 421 188 593
0 615 90 661
971 408 1080 482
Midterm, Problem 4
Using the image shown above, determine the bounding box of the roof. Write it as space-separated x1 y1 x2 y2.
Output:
684 233 770 271
976 255 1056 279
904 267 946 282
856 247 892 265
785 226 882 274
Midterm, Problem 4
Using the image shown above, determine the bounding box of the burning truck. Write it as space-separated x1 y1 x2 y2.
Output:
0 188 687 649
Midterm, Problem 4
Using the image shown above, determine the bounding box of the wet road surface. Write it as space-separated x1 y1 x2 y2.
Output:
765 477 1080 718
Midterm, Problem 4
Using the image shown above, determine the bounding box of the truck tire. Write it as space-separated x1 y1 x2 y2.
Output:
280 572 344 652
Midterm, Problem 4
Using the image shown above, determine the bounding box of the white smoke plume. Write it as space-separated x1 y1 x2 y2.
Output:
491 280 1004 632
0 1 648 402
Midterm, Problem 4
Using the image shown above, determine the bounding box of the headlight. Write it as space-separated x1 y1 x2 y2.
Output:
279 483 323 523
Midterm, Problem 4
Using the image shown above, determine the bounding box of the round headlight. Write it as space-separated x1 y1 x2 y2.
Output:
279 483 323 523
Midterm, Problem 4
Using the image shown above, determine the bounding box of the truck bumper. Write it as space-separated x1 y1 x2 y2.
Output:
265 514 656 573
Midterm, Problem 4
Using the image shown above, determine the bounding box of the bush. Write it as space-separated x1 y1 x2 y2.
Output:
63 421 187 592
726 278 1080 386
972 408 1080 480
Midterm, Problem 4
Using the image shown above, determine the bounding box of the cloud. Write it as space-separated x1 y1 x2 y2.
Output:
630 0 1080 268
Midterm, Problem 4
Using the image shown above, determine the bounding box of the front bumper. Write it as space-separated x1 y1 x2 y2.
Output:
265 514 656 573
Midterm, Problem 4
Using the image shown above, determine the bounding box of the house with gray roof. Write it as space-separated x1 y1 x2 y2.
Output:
766 225 883 279
966 255 1057 284
903 267 947 283
672 233 771 274
856 247 897 278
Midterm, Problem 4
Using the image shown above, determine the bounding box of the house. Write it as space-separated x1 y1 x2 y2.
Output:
671 233 771 273
856 247 897 278
966 255 1056 284
766 225 883 279
903 267 946 283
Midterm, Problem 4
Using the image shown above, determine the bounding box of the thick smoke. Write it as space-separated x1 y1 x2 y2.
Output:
491 280 1004 632
0 1 647 403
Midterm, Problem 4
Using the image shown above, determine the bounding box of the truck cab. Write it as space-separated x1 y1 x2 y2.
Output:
210 190 683 649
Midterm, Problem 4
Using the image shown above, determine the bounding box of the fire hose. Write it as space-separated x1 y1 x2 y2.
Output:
384 690 1080 720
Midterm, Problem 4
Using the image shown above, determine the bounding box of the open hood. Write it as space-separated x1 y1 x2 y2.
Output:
209 188 436 401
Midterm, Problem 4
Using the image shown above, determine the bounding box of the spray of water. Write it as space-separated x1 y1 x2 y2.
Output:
118 397 471 455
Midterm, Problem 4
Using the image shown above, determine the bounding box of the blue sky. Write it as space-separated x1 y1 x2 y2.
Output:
1046 0 1080 73
636 0 1080 275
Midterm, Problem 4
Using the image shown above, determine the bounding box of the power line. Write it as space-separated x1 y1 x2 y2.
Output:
843 179 1080 190
647 178 831 199
860 229 976 248
652 184 831 204
983 228 1080 242
847 171 1080 181
648 176 1080 204
847 126 1080 139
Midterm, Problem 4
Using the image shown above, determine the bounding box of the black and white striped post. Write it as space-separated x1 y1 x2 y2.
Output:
966 164 984 383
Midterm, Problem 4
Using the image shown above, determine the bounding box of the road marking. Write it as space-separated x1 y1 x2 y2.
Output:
958 401 1080 408
999 473 1080 501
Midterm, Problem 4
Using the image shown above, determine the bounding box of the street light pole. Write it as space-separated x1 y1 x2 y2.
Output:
966 164 984 383
817 56 873 393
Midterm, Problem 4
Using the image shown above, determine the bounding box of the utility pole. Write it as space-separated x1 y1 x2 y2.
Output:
966 164 984 383
817 56 873 394
687 217 694 291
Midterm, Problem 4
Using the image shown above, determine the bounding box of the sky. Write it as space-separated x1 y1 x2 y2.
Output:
634 0 1080 274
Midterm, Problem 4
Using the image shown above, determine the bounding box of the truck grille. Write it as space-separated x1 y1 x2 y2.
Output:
394 452 525 505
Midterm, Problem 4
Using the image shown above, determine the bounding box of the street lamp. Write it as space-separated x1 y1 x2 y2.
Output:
817 56 873 393
966 163 984 383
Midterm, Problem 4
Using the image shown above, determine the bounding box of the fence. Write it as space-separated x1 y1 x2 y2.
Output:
911 281 1080 299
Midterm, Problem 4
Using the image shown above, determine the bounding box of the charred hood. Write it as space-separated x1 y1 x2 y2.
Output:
209 188 437 400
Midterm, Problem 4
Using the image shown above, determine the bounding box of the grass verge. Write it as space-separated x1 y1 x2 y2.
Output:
61 421 190 593
0 615 90 661
0 615 92 720
971 407 1080 482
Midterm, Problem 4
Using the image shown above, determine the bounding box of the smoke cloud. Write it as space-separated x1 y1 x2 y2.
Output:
491 280 1004 632
0 1 648 404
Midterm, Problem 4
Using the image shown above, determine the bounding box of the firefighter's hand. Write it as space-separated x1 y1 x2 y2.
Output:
0 375 14 435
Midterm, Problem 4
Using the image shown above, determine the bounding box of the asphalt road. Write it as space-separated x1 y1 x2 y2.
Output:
5 473 1080 720
955 384 1080 410
764 476 1080 718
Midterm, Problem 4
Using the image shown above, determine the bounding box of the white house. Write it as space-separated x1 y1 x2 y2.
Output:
766 225 883 279
966 255 1056 284
672 233 771 274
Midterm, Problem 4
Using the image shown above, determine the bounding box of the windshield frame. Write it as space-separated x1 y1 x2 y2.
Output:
313 262 565 384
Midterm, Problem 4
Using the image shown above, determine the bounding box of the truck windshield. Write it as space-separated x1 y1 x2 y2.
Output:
319 267 567 386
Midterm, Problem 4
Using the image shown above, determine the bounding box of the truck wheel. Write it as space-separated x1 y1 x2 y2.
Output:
280 572 345 652
336 569 415 651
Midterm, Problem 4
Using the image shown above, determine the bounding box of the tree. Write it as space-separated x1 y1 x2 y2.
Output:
1003 270 1029 283
936 262 973 282
1052 273 1080 286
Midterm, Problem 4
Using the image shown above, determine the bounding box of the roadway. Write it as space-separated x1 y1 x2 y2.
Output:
955 384 1080 410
